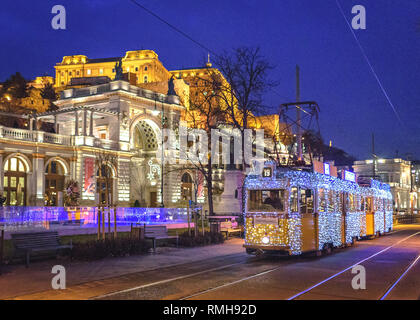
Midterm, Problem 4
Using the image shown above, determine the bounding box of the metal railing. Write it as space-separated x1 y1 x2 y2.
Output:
394 214 420 225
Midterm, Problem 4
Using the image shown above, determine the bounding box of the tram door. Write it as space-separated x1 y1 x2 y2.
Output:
299 188 316 252
365 197 374 236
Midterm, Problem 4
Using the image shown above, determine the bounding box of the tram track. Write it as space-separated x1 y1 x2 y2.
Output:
287 230 420 300
379 253 420 300
91 229 420 300
177 230 420 300
92 252 273 300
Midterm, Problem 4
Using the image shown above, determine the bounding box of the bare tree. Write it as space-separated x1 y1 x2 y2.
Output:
95 151 118 239
95 151 117 206
179 72 226 216
213 47 275 168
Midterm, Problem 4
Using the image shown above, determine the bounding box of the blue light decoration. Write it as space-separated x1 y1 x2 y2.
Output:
0 207 190 232
244 163 393 255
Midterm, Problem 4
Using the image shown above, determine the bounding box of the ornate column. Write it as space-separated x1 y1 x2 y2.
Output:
89 111 94 136
32 153 45 206
83 109 87 136
68 156 78 181
54 115 58 134
75 111 79 136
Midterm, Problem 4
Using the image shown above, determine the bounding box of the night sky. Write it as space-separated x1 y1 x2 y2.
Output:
0 0 419 160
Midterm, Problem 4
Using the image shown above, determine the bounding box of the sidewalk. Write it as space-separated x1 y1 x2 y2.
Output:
0 238 244 299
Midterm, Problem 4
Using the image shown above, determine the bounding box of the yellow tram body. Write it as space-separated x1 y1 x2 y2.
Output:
243 166 393 255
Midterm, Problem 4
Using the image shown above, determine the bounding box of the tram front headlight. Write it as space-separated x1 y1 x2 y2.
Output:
262 236 270 244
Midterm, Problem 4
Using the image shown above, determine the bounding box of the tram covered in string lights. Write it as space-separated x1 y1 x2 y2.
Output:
243 164 393 255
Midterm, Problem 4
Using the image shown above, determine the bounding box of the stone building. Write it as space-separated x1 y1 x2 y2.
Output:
0 80 186 207
54 50 172 88
353 158 419 214
0 49 290 213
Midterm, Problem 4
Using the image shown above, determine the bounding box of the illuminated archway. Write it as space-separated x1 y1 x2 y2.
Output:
134 120 159 151
44 160 66 206
129 115 161 150
181 172 193 201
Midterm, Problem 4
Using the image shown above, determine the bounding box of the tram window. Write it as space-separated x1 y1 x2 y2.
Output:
327 190 334 212
365 197 372 212
300 189 313 214
248 189 286 212
349 194 355 211
290 187 298 212
319 188 327 212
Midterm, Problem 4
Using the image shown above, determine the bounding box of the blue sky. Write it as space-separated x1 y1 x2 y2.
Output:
0 0 419 160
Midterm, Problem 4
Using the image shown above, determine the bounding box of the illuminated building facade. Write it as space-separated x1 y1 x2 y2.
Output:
0 80 187 207
55 50 172 88
353 158 420 214
0 49 288 211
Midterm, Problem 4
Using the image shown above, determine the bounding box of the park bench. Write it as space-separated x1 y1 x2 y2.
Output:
131 224 178 251
11 231 73 267
145 225 179 251
220 221 242 239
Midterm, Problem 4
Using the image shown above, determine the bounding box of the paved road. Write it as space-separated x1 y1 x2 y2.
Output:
6 225 420 300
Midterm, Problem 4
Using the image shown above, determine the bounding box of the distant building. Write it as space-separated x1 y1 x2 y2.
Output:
353 158 419 214
54 50 172 88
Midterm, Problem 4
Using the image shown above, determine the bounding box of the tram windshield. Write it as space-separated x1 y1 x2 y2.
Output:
248 189 286 212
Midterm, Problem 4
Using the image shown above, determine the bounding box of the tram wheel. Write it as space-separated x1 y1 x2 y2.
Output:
322 243 333 255
246 248 256 255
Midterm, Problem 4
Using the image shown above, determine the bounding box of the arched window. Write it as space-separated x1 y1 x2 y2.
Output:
182 173 193 183
3 157 28 206
181 173 193 201
45 161 65 206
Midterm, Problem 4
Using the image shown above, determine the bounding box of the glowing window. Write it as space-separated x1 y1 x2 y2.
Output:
248 189 286 212
319 188 327 212
300 189 314 214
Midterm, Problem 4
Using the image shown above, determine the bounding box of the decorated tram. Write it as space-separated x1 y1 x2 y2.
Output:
243 163 393 255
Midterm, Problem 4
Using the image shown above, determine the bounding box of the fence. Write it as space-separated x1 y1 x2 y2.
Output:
394 214 420 225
